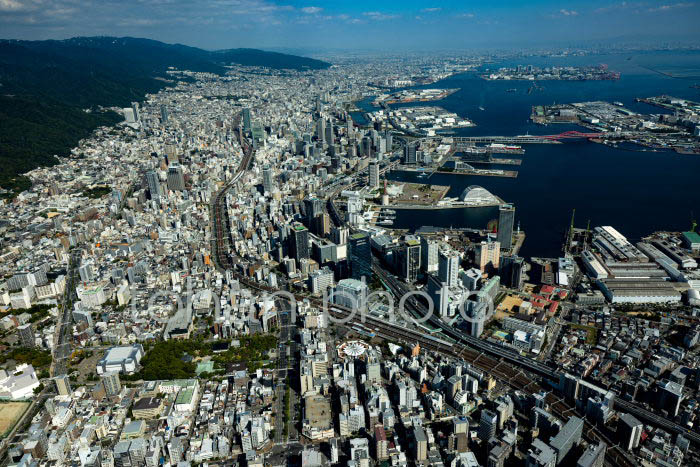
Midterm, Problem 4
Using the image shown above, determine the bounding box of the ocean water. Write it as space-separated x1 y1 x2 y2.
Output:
373 51 700 258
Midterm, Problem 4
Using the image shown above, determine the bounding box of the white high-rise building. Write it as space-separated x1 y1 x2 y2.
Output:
438 248 460 287
420 236 438 273
262 165 273 194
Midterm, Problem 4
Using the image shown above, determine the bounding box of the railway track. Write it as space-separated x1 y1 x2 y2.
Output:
209 112 687 467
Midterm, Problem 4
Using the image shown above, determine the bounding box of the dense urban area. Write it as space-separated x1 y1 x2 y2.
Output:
1 48 700 467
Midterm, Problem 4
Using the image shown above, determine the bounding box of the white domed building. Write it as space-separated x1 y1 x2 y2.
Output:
458 185 501 206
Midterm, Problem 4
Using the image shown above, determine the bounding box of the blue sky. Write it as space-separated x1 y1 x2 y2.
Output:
1 0 699 51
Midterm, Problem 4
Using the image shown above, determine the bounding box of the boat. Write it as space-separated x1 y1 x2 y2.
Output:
478 106 485 111
506 88 517 92
378 219 394 226
614 101 624 106
417 172 428 178
383 209 396 214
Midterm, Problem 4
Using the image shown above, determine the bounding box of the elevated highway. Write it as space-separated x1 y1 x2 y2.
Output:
208 113 699 464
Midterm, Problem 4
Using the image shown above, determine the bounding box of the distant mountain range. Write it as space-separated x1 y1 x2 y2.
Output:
0 37 330 196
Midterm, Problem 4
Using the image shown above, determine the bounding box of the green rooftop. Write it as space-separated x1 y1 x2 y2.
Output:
175 388 195 405
682 231 700 244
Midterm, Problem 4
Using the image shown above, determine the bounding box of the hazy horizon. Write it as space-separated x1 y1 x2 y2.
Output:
1 0 699 52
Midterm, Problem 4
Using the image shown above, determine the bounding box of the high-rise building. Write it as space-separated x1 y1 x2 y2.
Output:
324 120 334 146
479 409 498 442
330 438 340 463
102 371 122 397
79 263 94 283
316 118 325 142
420 236 439 273
304 197 324 220
17 323 34 348
331 227 349 246
617 413 643 451
549 416 583 463
465 301 486 337
160 105 168 123
350 438 370 465
309 267 335 294
55 375 71 396
658 380 683 417
403 144 417 164
368 162 379 188
476 240 501 273
262 165 273 194
242 107 252 132
375 425 389 460
401 238 421 282
361 136 372 157
290 224 310 263
334 278 367 310
576 442 606 467
131 102 140 122
412 427 428 461
497 204 516 250
526 439 557 467
438 249 460 287
500 255 525 290
385 131 393 151
349 233 372 282
312 213 331 238
145 171 162 200
166 164 185 191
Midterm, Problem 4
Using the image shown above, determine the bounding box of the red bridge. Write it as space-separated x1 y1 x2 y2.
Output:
540 130 604 140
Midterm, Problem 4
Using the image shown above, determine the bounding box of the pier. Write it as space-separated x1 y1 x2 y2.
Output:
452 135 561 144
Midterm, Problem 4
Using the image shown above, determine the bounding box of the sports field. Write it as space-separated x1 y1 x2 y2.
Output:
0 402 30 437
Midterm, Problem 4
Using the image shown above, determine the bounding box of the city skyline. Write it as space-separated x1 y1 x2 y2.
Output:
1 0 699 51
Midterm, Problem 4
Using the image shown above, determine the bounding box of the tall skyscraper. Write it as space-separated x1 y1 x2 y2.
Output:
618 413 643 451
420 236 439 273
17 323 34 348
312 213 331 238
304 197 324 220
102 371 122 396
167 164 185 191
497 204 516 250
262 165 273 194
131 102 140 122
403 144 417 164
290 224 310 263
500 255 525 290
368 162 379 188
438 249 460 287
476 240 500 273
331 227 349 245
316 118 325 143
242 107 252 132
413 427 428 461
576 442 606 467
349 233 372 282
479 409 498 442
401 237 421 282
324 120 334 146
361 136 372 157
55 375 71 396
160 105 168 123
145 171 162 200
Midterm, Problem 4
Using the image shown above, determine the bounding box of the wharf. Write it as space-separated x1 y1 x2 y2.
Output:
438 168 518 178
468 158 522 166
452 136 561 144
